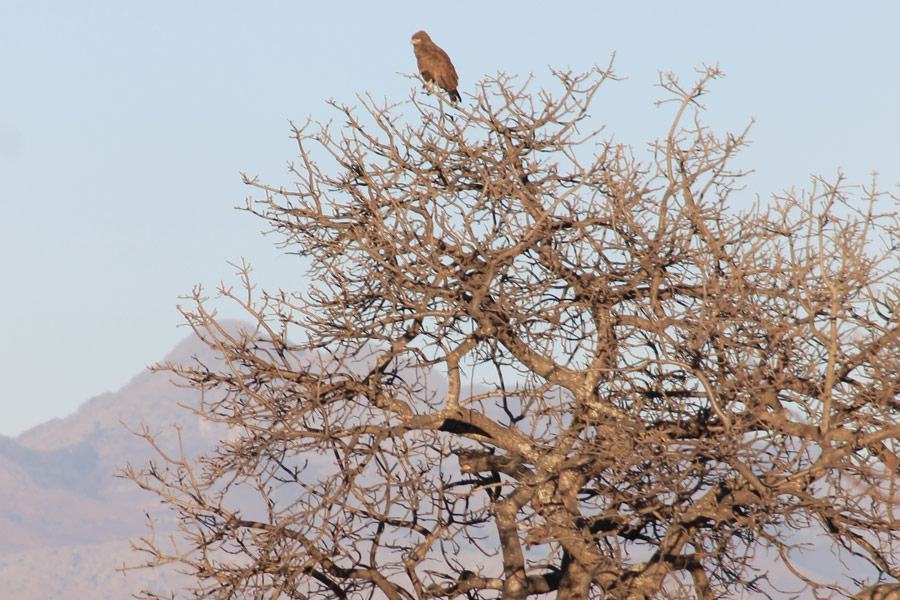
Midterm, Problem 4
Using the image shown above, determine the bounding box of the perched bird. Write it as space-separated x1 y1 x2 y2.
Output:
410 30 461 102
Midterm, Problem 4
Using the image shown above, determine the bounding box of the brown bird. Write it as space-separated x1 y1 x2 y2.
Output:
410 30 461 103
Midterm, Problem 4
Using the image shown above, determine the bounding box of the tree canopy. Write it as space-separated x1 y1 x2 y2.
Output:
124 64 900 600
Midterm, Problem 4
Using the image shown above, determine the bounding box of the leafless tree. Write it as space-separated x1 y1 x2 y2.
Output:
123 64 900 600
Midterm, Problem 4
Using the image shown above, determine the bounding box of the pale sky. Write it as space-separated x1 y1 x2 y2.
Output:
1 1 898 437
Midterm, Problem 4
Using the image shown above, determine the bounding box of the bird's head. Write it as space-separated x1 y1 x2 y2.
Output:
411 30 431 45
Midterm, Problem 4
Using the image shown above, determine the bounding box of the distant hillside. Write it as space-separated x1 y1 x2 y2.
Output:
0 324 239 600
0 320 446 599
0 539 189 600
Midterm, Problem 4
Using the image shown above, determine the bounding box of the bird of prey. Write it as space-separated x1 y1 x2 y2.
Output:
410 30 461 102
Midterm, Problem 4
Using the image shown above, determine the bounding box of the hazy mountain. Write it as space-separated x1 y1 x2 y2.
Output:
0 324 236 599
0 320 446 599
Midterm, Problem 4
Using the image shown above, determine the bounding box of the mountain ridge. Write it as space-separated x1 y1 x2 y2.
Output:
0 324 238 599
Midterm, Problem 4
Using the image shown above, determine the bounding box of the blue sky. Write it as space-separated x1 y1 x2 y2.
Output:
1 1 898 437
